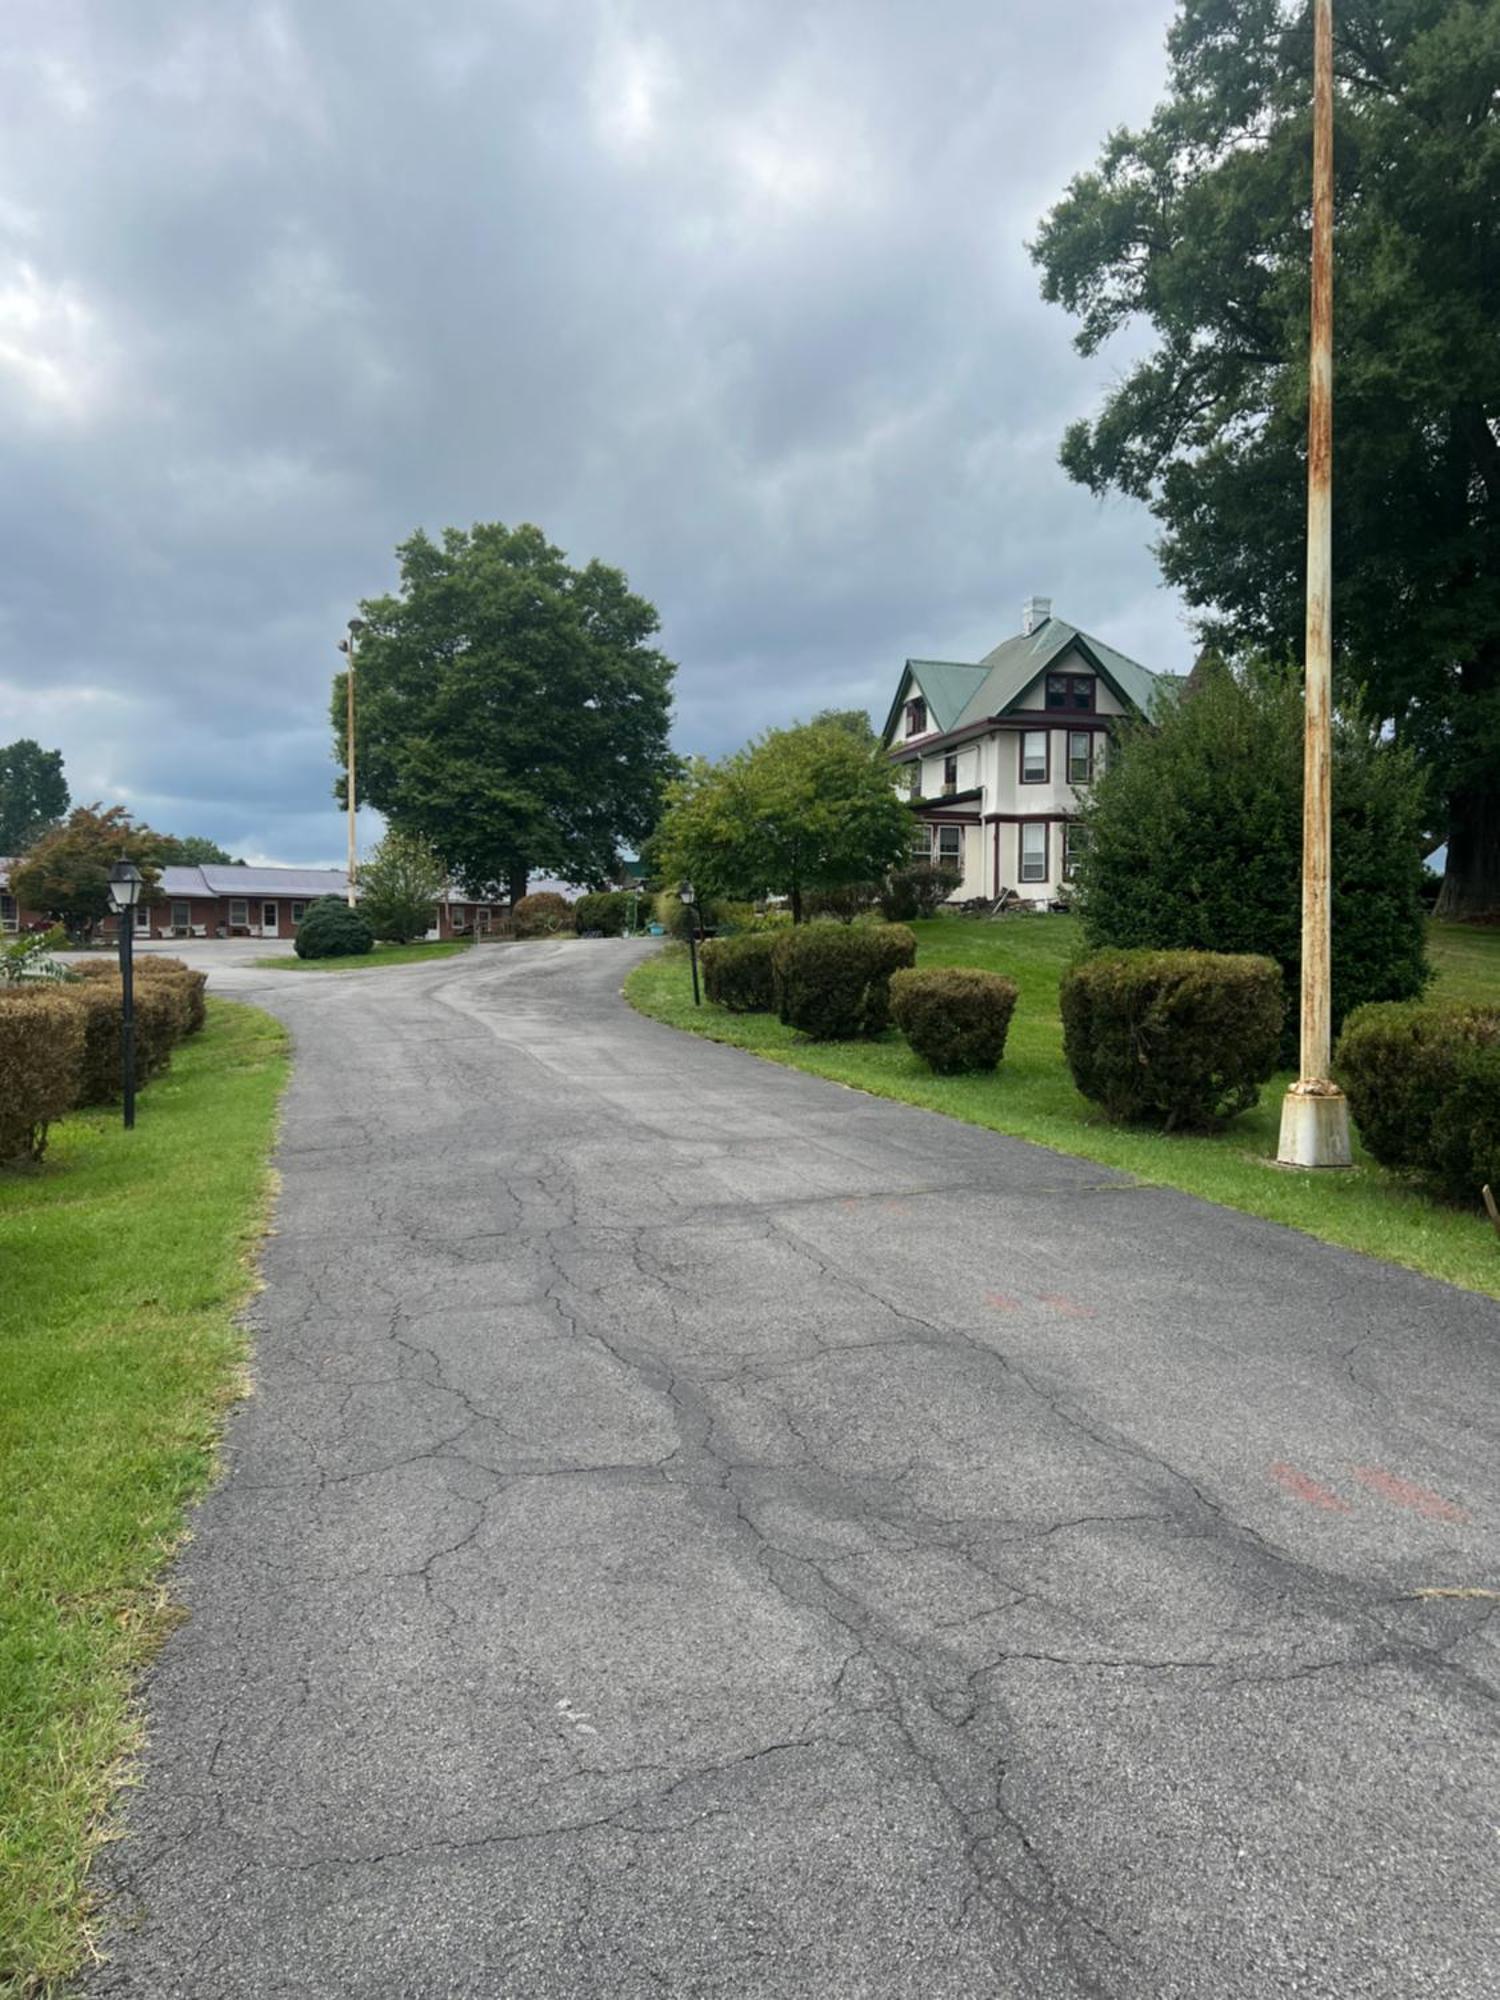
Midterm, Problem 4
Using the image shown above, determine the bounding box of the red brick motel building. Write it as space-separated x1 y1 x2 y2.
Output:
0 861 507 942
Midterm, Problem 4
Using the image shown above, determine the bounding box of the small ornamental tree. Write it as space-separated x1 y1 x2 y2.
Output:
10 804 163 943
1073 661 1430 1057
358 827 447 942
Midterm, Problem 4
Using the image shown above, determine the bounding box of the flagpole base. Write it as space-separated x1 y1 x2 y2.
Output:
1276 1081 1352 1169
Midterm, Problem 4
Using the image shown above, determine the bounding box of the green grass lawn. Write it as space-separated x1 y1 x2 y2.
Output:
626 916 1500 1300
0 999 289 1996
255 937 473 971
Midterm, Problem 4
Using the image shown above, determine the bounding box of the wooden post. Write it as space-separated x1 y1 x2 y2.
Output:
342 627 358 908
1278 0 1352 1168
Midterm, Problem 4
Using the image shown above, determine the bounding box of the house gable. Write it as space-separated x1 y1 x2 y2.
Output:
880 660 988 748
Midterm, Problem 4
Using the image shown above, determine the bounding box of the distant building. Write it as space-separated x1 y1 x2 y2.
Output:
880 597 1172 906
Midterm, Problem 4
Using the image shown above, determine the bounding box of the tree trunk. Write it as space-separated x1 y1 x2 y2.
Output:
1435 777 1500 920
507 864 528 907
790 885 804 924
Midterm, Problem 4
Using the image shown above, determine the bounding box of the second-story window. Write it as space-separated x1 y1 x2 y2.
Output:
1046 673 1095 711
905 696 927 735
1021 730 1048 783
943 752 959 791
1067 731 1093 784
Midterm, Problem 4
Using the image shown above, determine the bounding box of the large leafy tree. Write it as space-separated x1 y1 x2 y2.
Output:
654 719 911 923
334 523 677 901
151 834 236 866
11 804 163 942
1033 0 1500 917
0 740 68 854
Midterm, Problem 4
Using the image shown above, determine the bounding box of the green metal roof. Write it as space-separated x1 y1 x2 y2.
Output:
880 659 988 741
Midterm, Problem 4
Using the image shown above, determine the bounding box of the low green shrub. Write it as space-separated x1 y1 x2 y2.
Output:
294 897 374 959
803 883 882 923
75 955 208 1033
1060 949 1284 1130
1334 1001 1500 1202
654 890 724 939
574 891 631 936
512 891 575 938
702 932 778 1012
0 988 84 1162
66 980 182 1105
890 966 1019 1074
880 864 961 923
771 923 917 1039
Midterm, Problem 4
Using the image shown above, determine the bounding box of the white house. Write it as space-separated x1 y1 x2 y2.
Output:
881 597 1172 905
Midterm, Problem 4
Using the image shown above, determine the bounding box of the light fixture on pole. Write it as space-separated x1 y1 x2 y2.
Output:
337 619 366 909
1277 0 1351 1170
107 858 144 1131
679 880 702 1007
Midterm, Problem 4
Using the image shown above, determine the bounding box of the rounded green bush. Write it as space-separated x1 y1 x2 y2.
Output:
770 923 917 1040
702 932 778 1012
890 966 1019 1074
294 897 375 959
1334 1001 1500 1202
1060 949 1284 1130
573 891 631 936
512 892 574 938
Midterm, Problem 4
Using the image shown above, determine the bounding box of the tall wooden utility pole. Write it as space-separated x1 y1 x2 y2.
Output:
338 620 363 909
1277 0 1351 1169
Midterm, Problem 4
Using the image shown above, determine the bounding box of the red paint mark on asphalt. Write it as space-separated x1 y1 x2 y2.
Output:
882 1200 911 1214
1038 1293 1096 1318
984 1293 1021 1312
1269 1462 1351 1513
1352 1465 1469 1525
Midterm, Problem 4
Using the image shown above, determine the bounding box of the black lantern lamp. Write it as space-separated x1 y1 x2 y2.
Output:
107 859 144 1128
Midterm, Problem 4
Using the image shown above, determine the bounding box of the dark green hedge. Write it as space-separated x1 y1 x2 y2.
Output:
1334 1001 1500 1203
574 891 631 936
294 897 374 959
880 864 961 922
770 923 916 1039
1060 949 1284 1130
889 966 1019 1074
702 932 778 1012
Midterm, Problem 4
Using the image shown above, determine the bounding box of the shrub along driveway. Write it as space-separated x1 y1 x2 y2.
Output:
88 939 1500 1998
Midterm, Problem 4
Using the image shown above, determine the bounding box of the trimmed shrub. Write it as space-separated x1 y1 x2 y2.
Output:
512 891 575 938
890 967 1019 1074
295 897 374 959
1060 949 1284 1130
702 932 778 1012
771 923 917 1039
75 955 208 1034
1334 1001 1500 1202
880 864 961 923
574 891 631 936
0 987 84 1162
65 979 183 1105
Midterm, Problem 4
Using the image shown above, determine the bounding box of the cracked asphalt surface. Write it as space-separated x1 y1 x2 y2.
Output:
87 938 1500 1998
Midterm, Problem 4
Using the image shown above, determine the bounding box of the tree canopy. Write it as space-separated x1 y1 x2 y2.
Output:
653 718 912 923
0 740 68 854
334 523 677 901
151 834 236 866
1032 0 1500 916
10 805 162 941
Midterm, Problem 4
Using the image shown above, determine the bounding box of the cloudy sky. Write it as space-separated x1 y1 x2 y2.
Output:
2 0 1191 865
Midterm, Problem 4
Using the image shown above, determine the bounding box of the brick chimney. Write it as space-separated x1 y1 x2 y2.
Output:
1022 595 1052 636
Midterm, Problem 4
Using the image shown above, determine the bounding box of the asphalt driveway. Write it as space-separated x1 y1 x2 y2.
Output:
89 939 1500 1998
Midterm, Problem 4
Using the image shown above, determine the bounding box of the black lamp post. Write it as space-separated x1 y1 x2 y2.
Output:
108 859 144 1129
679 880 702 1006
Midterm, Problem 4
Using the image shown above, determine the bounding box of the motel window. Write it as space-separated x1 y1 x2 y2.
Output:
1020 822 1047 883
1063 823 1087 880
291 901 306 924
171 900 190 931
1021 731 1048 783
936 825 962 870
229 898 248 928
905 697 927 736
943 752 959 791
1067 731 1093 784
1046 673 1095 712
1 893 16 932
134 904 151 933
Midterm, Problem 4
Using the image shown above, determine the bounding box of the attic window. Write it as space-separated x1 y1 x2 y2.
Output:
905 697 927 735
1046 673 1094 712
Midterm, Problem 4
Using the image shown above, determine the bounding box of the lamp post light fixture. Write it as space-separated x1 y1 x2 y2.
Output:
107 858 144 1130
679 880 702 1006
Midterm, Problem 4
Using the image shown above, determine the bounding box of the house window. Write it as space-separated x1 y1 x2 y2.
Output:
1 893 16 933
1046 673 1095 712
1021 730 1048 783
228 898 248 929
134 904 151 933
291 901 307 924
943 752 959 792
910 822 931 862
1067 731 1093 784
936 825 963 870
1063 823 1087 880
170 900 190 932
1020 822 1047 883
905 696 927 736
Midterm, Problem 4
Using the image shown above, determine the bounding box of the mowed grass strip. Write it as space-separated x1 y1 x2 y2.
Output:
626 916 1500 1300
0 999 289 1996
255 937 473 971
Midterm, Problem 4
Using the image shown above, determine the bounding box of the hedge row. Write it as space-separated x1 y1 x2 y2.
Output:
1335 1001 1500 1202
0 957 207 1164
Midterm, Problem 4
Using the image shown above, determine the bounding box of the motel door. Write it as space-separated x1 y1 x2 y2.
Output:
262 902 278 937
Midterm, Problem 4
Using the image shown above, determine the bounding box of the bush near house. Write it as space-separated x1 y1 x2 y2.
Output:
1334 1002 1500 1203
771 923 917 1040
511 891 575 938
890 967 1019 1075
71 957 207 1035
701 932 779 1012
803 882 882 923
880 865 961 923
0 989 85 1162
1060 949 1284 1131
574 891 631 936
294 897 375 960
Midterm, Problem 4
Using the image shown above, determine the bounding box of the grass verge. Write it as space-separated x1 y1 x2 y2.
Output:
0 998 290 1995
254 937 473 971
625 916 1500 1300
